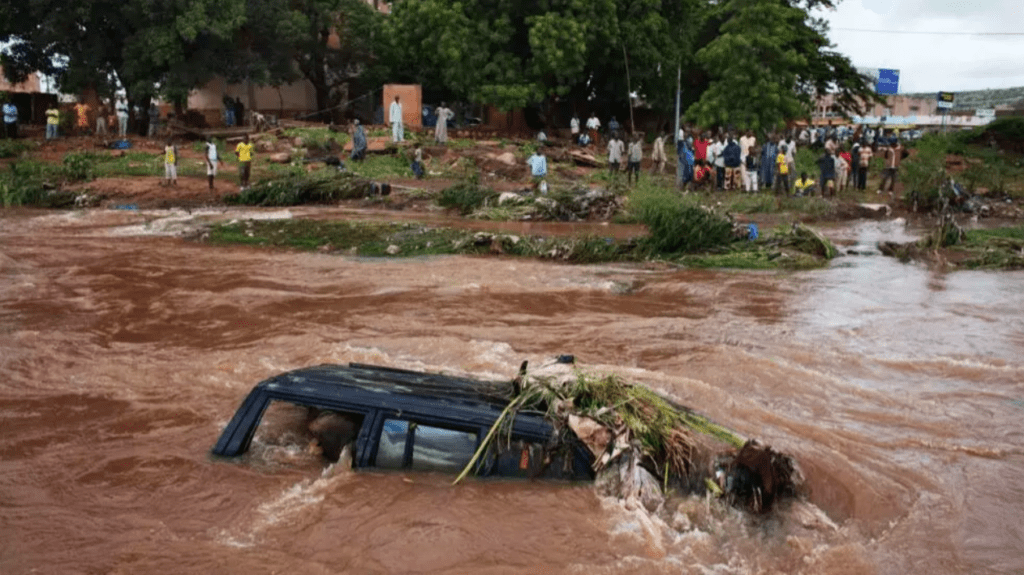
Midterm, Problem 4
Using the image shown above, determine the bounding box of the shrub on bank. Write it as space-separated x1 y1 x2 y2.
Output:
225 170 374 206
628 185 734 254
437 177 499 215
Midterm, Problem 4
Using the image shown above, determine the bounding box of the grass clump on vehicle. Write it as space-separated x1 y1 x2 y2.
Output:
456 361 805 514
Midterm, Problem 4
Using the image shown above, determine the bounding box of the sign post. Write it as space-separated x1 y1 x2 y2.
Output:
937 92 954 133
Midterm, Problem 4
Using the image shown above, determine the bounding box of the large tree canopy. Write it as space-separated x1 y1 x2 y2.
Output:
1 0 875 131
0 0 245 103
380 0 697 113
686 0 878 131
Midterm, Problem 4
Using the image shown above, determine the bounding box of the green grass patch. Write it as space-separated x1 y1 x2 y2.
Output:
628 184 734 255
281 126 349 150
224 170 373 206
348 154 412 180
437 178 499 215
0 139 33 158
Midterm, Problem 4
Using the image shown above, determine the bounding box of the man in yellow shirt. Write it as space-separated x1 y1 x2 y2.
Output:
794 172 816 197
45 106 60 140
234 134 254 189
773 144 790 195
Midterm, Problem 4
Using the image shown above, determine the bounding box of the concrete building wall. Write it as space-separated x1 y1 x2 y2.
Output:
0 67 42 94
382 84 422 128
188 77 318 125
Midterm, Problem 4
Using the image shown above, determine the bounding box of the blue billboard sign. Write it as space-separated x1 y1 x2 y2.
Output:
876 69 900 95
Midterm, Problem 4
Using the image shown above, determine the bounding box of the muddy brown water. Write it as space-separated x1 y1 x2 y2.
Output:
2 208 1022 574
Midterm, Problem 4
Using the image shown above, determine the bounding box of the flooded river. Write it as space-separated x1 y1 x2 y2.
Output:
1 208 1022 574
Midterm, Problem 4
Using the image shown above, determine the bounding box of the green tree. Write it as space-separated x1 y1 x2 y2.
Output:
686 0 878 131
246 0 384 121
381 0 698 115
1 0 245 106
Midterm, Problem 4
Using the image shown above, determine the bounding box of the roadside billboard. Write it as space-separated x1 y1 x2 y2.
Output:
876 69 900 95
857 67 900 95
937 92 955 109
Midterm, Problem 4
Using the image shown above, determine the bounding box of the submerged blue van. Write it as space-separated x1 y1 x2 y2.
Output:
212 363 595 480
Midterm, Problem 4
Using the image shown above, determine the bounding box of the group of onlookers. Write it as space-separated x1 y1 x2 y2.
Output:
566 112 906 196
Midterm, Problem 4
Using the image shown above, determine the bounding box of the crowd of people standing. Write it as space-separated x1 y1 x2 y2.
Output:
567 113 907 196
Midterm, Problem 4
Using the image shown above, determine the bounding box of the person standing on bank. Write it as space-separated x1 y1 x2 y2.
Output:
95 103 108 136
2 97 17 139
570 115 580 144
434 102 453 144
204 137 222 191
163 138 179 186
148 102 161 137
45 105 60 140
606 132 624 176
626 134 643 185
351 119 367 161
389 95 403 143
235 134 254 190
116 97 129 138
651 132 666 174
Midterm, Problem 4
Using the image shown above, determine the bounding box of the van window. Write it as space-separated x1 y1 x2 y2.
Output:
374 419 478 473
376 419 409 469
410 424 478 473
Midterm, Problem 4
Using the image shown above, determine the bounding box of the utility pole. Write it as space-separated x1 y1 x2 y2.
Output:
674 63 681 187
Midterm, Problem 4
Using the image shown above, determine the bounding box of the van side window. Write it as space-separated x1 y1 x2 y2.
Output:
374 419 478 473
410 424 478 473
376 419 409 469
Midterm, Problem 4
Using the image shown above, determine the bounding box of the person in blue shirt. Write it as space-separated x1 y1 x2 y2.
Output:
2 98 17 139
527 149 547 192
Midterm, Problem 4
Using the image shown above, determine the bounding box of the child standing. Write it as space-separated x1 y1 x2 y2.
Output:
234 134 254 190
204 137 221 190
411 143 424 179
626 134 642 185
774 144 790 195
163 139 179 186
744 146 759 192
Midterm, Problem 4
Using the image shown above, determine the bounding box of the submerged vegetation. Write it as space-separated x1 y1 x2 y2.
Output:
879 221 1024 270
203 215 837 269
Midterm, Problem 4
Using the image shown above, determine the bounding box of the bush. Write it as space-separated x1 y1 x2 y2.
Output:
437 177 499 215
0 139 31 159
901 134 948 211
225 170 373 206
62 152 97 181
0 161 49 206
629 186 734 254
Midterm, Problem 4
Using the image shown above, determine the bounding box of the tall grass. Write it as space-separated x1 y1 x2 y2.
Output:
628 184 734 254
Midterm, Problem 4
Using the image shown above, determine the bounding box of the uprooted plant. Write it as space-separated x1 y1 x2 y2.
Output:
455 361 806 514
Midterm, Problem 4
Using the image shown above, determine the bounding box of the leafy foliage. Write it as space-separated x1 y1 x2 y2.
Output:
628 186 734 254
62 152 97 182
225 171 374 206
437 178 499 215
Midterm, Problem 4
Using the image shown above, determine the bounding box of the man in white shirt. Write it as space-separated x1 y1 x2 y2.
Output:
783 134 797 187
607 133 624 175
710 134 726 190
570 115 580 143
389 95 403 143
739 130 756 188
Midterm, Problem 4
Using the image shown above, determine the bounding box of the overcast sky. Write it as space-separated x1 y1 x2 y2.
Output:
815 0 1024 94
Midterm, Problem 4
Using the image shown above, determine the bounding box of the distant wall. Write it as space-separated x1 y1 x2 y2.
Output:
382 84 422 129
188 77 318 126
